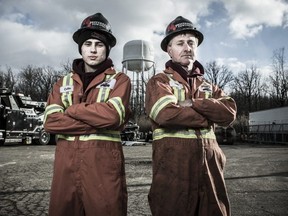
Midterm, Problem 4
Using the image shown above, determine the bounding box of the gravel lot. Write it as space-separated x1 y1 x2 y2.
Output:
0 142 287 216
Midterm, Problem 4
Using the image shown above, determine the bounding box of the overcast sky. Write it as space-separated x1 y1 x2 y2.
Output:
0 0 287 77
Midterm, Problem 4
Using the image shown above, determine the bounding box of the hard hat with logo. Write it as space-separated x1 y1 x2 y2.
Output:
73 13 116 49
161 16 204 52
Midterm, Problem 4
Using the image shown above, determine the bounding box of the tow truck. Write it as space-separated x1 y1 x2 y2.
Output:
0 88 54 145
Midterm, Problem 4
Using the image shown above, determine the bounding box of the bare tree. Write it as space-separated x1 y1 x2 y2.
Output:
15 65 42 100
38 66 63 101
15 65 65 101
0 66 17 91
204 61 234 90
60 59 72 74
232 65 265 115
269 47 288 107
0 67 3 88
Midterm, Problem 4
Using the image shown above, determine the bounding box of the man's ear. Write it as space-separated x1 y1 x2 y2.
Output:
167 47 172 57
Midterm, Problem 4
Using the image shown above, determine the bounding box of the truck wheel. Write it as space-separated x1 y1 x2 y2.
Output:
145 134 149 142
38 130 51 145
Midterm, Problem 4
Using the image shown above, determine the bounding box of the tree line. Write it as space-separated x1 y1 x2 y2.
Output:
0 63 71 102
204 47 288 132
1 47 287 129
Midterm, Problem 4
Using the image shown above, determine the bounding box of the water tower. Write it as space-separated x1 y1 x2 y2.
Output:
122 40 155 129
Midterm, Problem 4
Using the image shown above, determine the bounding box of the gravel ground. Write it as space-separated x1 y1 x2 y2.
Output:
0 142 287 216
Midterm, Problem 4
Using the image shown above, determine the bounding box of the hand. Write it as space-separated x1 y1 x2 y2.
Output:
178 99 193 107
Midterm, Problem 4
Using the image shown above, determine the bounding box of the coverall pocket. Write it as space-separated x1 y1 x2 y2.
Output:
215 145 227 170
110 148 123 172
90 145 123 176
205 142 227 172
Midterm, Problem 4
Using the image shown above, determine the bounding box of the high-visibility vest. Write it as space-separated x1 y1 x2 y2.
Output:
151 73 216 140
46 72 122 142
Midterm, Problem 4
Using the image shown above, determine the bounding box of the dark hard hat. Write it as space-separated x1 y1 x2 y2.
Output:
161 16 204 52
73 13 116 47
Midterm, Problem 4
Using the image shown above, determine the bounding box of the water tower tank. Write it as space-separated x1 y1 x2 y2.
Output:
122 40 154 72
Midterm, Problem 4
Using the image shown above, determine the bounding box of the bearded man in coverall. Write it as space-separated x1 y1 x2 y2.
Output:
44 13 131 216
145 16 237 216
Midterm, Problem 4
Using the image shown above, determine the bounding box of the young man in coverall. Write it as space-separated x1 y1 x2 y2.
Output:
44 13 131 216
145 16 237 216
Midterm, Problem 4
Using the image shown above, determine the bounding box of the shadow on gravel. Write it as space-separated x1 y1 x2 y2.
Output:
225 171 288 180
0 189 50 195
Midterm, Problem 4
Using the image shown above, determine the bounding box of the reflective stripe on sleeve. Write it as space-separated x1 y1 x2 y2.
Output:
61 73 73 108
218 96 233 101
108 97 125 125
153 128 216 140
44 104 64 123
149 95 177 121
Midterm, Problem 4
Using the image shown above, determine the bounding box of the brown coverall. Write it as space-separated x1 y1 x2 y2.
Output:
44 67 131 216
145 61 237 216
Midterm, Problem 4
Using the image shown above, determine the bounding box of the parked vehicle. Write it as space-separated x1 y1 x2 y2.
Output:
0 88 54 145
120 121 141 141
215 125 236 145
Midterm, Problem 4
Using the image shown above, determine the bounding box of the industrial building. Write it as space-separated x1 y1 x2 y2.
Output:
247 107 288 144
